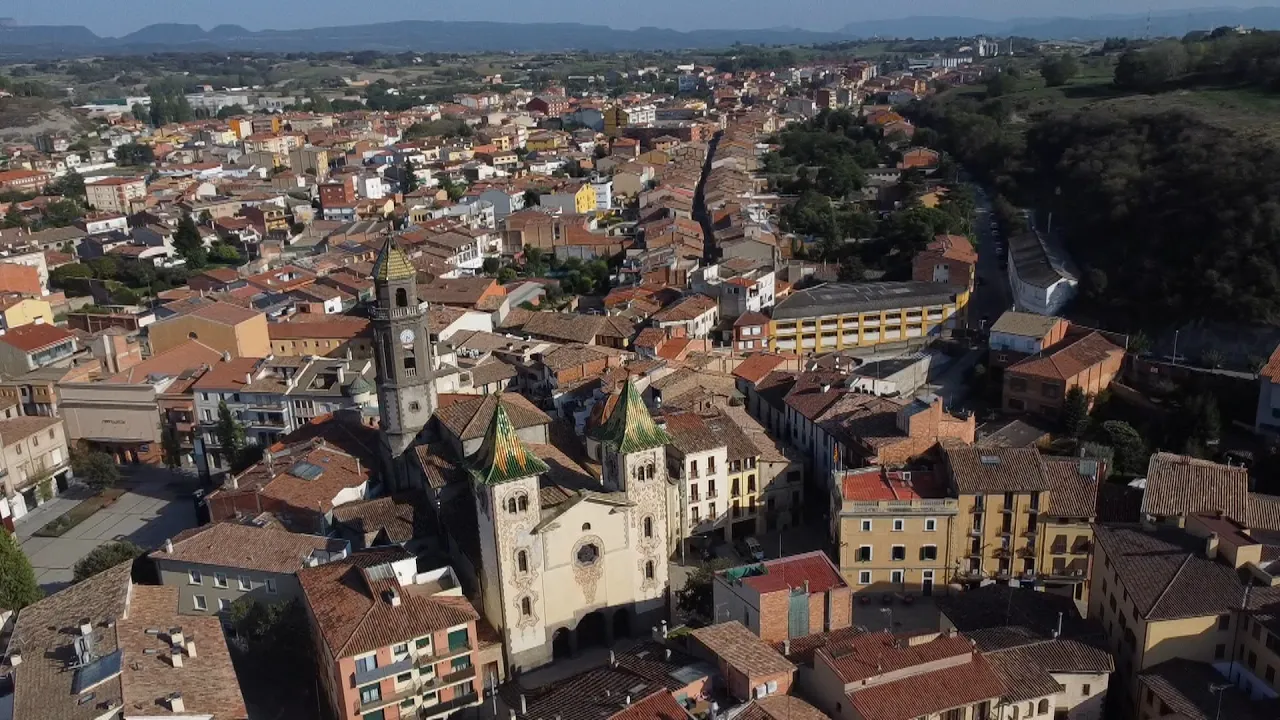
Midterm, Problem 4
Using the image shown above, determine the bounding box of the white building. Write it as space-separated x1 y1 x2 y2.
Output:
1008 230 1078 316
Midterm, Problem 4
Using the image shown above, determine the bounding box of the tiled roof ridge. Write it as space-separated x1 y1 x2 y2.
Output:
1145 554 1193 621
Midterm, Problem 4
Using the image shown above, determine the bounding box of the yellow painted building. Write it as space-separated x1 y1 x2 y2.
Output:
768 281 968 353
573 183 596 214
0 298 53 330
147 302 270 358
1091 515 1280 718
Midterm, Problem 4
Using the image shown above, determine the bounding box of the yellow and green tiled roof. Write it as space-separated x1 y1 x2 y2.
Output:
468 397 550 486
597 377 671 454
371 236 416 282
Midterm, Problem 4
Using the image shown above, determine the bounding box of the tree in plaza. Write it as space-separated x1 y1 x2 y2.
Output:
73 541 142 583
215 401 247 471
72 448 121 490
0 530 42 610
1061 386 1090 439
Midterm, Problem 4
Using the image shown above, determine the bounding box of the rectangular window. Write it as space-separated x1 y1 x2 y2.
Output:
213 573 228 588
447 628 469 651
397 672 413 684
891 545 906 561
890 570 904 584
451 655 472 671
857 546 872 562
1219 615 1231 631
188 570 202 585
266 578 278 594
238 576 251 591
416 637 431 649
1082 684 1091 696
193 595 207 611
359 684 381 704
355 655 378 674
861 519 872 532
925 518 937 532
921 545 938 561
892 518 904 532
219 598 231 611
858 571 871 584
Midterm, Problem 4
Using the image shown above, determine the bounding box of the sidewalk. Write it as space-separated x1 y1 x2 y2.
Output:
12 489 90 540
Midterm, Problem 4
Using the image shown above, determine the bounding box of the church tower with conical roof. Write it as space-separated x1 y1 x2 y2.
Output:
370 235 436 489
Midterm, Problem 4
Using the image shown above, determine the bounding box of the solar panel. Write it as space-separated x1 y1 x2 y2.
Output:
289 462 325 481
980 455 1001 466
71 649 122 694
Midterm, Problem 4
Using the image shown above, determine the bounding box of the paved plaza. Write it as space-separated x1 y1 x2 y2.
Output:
17 470 199 591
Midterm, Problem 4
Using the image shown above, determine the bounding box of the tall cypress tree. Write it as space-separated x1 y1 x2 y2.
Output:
0 530 42 611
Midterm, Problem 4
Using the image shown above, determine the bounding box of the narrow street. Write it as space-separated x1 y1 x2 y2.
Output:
969 185 1013 328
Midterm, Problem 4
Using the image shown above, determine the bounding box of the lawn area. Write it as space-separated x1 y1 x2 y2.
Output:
33 487 127 538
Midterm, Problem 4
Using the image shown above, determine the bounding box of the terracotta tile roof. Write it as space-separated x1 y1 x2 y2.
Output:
434 392 550 442
1141 452 1250 522
982 649 1062 702
662 411 723 455
651 294 717 323
1250 492 1280 532
689 622 795 679
297 547 479 658
149 521 346 574
331 493 431 546
0 322 74 352
934 585 1102 645
1091 524 1280 621
736 696 827 720
1006 332 1122 381
722 550 846 595
185 301 262 325
841 640 1006 720
701 412 759 463
944 446 1052 494
926 234 978 265
9 563 133 720
1261 344 1280 382
1139 659 1280 720
0 414 60 444
608 690 691 720
542 343 609 372
773 626 868 665
839 468 943 502
732 354 787 385
191 356 262 390
209 440 371 526
413 443 464 491
985 638 1114 675
1041 457 1101 518
521 311 609 344
118 585 249 719
733 311 770 327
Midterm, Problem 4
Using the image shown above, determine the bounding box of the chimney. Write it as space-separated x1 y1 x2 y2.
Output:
609 650 616 667
7 651 21 667
337 366 346 384
625 695 632 706
520 695 527 714
163 538 173 553
244 372 253 385
1205 532 1220 560
169 693 185 713
387 588 402 607
664 648 672 661
221 351 231 362
170 628 185 647
170 651 184 668
79 621 93 637
783 639 791 656
228 474 238 490
186 640 197 659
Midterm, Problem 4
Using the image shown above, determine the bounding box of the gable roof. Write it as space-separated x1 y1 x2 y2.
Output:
689 622 795 679
0 322 74 353
149 522 347 574
944 445 1051 494
989 311 1063 339
435 392 550 442
1006 332 1121 381
1141 452 1250 522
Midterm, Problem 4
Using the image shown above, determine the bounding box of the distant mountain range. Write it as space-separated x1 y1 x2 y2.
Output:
2 7 1280 58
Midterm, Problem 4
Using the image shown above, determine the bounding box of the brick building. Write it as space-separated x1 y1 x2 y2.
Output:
713 551 853 643
689 621 797 703
911 234 978 292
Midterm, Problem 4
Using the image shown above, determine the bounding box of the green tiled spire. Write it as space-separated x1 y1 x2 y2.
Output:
371 235 416 282
597 377 671 454
468 398 549 485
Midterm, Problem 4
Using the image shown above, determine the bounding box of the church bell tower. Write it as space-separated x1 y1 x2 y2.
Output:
370 235 436 488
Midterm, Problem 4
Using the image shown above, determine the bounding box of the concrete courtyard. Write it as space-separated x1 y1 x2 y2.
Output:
16 468 199 591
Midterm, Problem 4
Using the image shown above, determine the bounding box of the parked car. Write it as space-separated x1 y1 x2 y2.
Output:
736 536 765 562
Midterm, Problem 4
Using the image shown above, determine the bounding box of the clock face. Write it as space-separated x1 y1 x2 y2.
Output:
399 329 415 345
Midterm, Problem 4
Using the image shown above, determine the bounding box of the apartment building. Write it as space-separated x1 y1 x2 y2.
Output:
85 176 147 214
0 323 78 376
0 415 71 521
769 281 967 353
651 294 720 339
0 169 51 193
690 263 777 319
2 565 249 720
151 522 350 616
1003 332 1124 418
713 551 852 643
803 630 1010 720
1090 516 1280 717
268 317 374 359
834 467 957 597
912 234 978 292
299 548 490 720
664 411 730 548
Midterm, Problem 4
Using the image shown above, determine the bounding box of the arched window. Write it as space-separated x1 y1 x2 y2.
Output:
517 495 529 512
1037 699 1049 715
646 464 655 479
645 561 654 579
520 597 532 616
582 522 591 531
395 287 408 307
517 550 528 573
1010 706 1019 720
506 497 517 513
643 517 653 538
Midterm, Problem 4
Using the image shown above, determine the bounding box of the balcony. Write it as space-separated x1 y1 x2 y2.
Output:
371 302 428 321
420 664 476 693
421 691 481 719
353 656 415 687
705 490 718 500
354 683 418 716
414 641 473 669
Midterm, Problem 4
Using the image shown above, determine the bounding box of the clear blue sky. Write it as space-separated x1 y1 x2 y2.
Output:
9 0 1278 36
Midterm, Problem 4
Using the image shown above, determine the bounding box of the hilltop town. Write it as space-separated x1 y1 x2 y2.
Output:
1 29 1279 720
